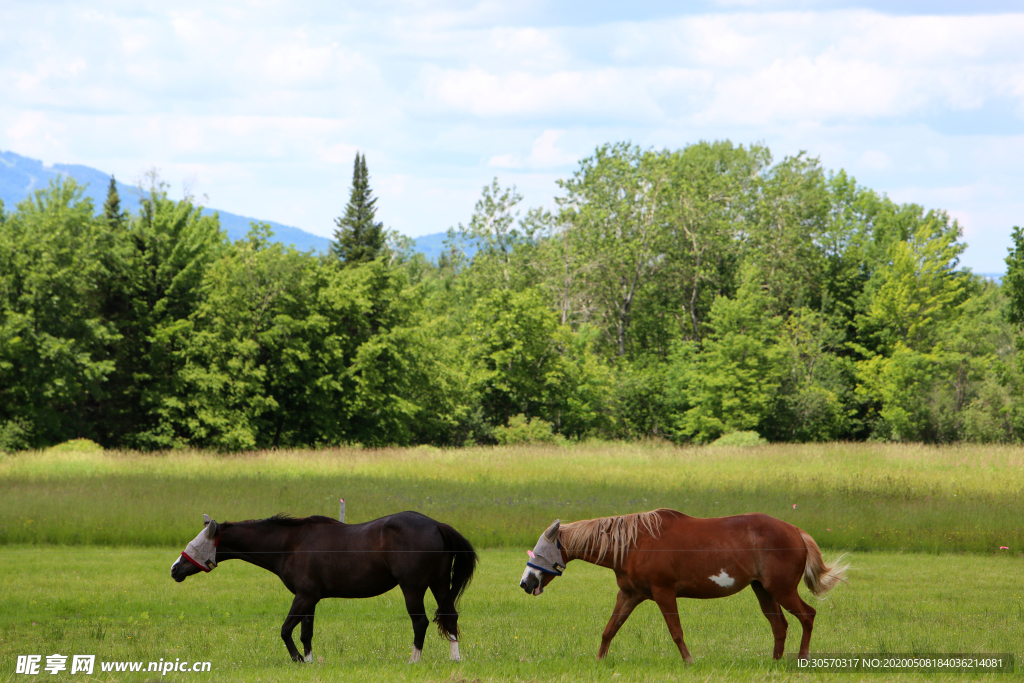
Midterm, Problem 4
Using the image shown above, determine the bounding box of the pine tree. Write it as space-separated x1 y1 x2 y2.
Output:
1005 226 1024 343
331 153 385 266
103 175 126 230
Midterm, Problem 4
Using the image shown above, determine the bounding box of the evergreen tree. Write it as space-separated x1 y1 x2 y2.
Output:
331 153 385 266
103 175 126 230
1004 226 1024 338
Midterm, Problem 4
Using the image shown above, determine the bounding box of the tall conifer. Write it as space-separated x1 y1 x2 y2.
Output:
103 175 126 230
331 153 385 266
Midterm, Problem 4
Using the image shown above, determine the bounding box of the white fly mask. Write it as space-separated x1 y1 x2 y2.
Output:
526 519 565 576
173 514 220 573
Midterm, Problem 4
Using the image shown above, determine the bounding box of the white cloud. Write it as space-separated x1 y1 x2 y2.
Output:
487 129 576 169
858 149 892 171
699 55 912 125
410 10 1024 132
526 130 576 167
420 65 711 122
319 142 362 165
483 26 569 70
487 153 522 169
604 11 1024 125
4 112 68 159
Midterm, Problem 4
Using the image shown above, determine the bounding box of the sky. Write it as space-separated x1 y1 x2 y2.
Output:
2 0 1022 273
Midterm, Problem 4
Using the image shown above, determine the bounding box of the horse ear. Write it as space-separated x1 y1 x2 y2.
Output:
203 514 211 526
543 519 561 542
205 520 219 539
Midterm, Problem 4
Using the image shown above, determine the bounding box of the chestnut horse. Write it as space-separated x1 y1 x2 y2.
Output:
172 512 477 663
520 509 846 662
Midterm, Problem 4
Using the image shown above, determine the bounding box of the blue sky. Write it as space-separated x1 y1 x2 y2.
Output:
2 1 1022 272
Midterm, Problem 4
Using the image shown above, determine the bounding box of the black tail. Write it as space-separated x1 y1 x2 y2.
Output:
433 523 478 640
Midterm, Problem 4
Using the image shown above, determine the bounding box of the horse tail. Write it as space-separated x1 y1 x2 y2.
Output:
800 530 849 597
433 523 478 640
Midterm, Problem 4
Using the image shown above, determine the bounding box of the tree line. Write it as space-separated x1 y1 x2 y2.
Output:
1 141 1021 451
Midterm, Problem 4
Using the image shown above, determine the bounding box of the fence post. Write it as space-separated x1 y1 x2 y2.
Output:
339 498 346 523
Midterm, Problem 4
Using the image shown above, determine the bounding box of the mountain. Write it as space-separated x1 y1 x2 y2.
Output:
2 150 473 262
1 150 329 253
408 231 481 262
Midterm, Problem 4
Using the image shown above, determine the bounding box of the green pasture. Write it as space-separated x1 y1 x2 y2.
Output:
1 443 1022 681
1 442 1022 552
1 547 1021 682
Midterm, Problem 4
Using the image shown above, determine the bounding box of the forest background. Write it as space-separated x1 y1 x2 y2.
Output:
3 140 1024 452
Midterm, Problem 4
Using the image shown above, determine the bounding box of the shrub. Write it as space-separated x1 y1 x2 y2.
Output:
493 414 564 446
44 438 104 453
0 419 32 453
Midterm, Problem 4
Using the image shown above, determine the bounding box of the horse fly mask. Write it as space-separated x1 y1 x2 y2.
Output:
172 514 220 573
521 519 565 595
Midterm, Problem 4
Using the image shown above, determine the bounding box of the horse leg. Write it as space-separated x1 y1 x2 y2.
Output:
651 586 693 664
750 581 788 659
299 602 319 663
281 595 317 662
597 590 644 660
775 589 816 659
428 580 461 661
401 586 430 664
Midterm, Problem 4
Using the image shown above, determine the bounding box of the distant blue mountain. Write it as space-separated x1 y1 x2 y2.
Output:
410 231 449 261
1 150 481 265
0 150 332 253
0 150 480 261
409 231 479 262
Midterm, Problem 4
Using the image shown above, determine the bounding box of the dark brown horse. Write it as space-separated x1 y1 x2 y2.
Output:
520 509 846 662
171 511 477 663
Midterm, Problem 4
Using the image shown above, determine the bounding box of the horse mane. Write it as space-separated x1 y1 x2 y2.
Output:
559 509 665 568
231 513 340 527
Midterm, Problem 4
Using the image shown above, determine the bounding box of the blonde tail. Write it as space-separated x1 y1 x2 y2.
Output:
800 530 848 597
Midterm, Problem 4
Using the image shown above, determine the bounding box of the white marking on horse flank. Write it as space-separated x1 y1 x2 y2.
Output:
709 569 735 587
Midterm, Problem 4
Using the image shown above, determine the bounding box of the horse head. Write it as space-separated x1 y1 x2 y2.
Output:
520 519 565 596
171 514 221 583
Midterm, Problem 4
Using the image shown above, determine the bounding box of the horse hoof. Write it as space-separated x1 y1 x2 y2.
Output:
409 647 422 664
304 653 313 663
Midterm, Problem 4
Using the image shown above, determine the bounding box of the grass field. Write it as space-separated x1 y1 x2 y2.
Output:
1 442 1022 681
1 547 1021 682
1 442 1022 552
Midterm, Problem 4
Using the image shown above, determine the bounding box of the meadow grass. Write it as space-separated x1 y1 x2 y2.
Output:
1 442 1022 551
1 546 1020 682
